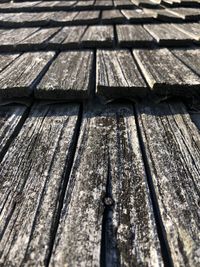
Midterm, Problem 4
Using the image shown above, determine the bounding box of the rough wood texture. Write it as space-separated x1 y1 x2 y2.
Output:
36 51 93 99
117 24 154 47
102 10 126 23
121 9 154 22
81 25 114 47
133 48 200 96
172 23 200 40
50 103 163 267
0 53 20 72
0 102 80 267
143 8 184 22
48 26 87 49
0 12 51 27
97 50 147 99
18 27 60 46
0 27 39 49
167 7 200 20
95 0 113 8
144 23 192 45
172 48 200 77
0 52 55 98
73 11 100 24
131 0 159 7
0 104 28 160
136 101 200 267
114 0 134 8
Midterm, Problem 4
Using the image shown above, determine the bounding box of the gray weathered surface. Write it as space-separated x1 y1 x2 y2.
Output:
133 48 200 96
81 25 114 47
102 10 126 23
172 23 200 40
0 52 55 98
36 51 93 99
18 27 60 46
121 9 154 22
0 12 51 27
131 0 159 7
0 53 20 72
73 11 100 24
95 0 113 8
75 0 95 8
144 8 183 22
172 48 200 77
167 7 200 20
0 27 39 49
114 0 134 8
50 103 163 267
0 103 80 267
48 26 87 48
144 23 192 45
48 11 78 25
117 24 154 47
136 101 200 267
97 50 147 98
0 104 27 160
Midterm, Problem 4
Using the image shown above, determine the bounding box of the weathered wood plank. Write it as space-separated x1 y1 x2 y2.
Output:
49 11 78 25
73 11 100 24
143 23 192 45
114 0 134 8
172 48 200 77
102 10 126 23
172 23 200 41
167 7 200 21
0 27 39 50
0 52 55 98
143 8 184 22
133 48 200 97
131 0 160 8
0 53 20 72
121 9 155 22
95 0 113 8
136 101 200 267
36 51 93 99
0 102 80 267
0 1 39 12
49 103 163 267
18 27 60 45
16 27 60 50
81 25 114 48
0 104 28 161
48 25 87 49
75 0 95 8
0 12 51 27
97 50 147 99
117 24 154 47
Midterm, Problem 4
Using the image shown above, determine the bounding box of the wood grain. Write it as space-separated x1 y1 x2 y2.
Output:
136 101 200 267
144 23 192 45
133 48 200 96
97 49 147 99
36 51 93 99
0 52 55 98
0 104 28 161
81 25 114 47
0 102 80 267
117 24 154 47
50 103 163 267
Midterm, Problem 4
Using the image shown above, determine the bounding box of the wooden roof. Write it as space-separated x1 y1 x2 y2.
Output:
0 0 200 266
